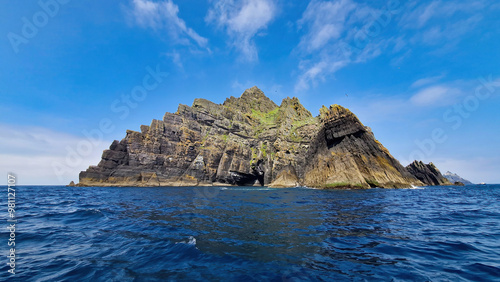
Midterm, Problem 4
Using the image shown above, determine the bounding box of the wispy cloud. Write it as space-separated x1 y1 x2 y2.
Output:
0 124 110 185
206 0 276 61
398 1 490 55
349 76 500 123
297 0 356 52
294 0 495 92
410 85 461 106
400 0 486 30
295 58 349 92
294 0 400 91
164 50 183 68
411 74 446 88
130 0 208 47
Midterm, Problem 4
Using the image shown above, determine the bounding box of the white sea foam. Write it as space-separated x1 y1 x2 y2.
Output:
176 236 197 246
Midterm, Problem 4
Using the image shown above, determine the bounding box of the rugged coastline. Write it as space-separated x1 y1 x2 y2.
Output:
77 87 450 188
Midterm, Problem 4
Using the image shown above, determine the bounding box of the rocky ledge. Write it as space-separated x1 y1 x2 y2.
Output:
77 87 445 188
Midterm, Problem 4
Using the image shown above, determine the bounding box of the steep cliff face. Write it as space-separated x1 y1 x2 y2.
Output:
302 105 422 188
406 161 452 186
78 87 426 188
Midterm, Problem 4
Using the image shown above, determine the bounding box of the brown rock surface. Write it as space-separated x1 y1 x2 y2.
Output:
302 105 422 189
78 87 438 188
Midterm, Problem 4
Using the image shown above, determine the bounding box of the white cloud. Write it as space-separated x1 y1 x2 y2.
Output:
206 0 276 61
419 15 482 47
294 0 495 92
294 0 394 92
410 85 461 106
411 74 446 88
164 50 183 68
130 0 208 47
400 1 486 30
0 124 111 185
297 0 356 52
295 58 348 92
350 76 500 122
399 1 489 54
401 1 440 29
409 75 500 107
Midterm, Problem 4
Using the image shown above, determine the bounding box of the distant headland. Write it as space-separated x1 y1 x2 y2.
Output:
76 87 453 188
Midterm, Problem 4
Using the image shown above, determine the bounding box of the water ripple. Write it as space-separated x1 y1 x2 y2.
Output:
0 185 499 281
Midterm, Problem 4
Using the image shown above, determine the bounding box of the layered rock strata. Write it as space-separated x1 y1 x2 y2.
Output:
406 161 452 186
78 87 435 188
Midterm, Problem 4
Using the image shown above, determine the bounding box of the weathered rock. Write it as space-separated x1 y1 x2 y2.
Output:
302 105 422 189
443 171 473 185
268 165 300 188
406 161 452 186
78 87 435 188
67 181 76 187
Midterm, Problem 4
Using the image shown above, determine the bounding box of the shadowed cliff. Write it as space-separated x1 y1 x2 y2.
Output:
78 87 428 188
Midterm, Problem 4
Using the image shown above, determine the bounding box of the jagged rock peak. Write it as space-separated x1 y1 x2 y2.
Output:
241 86 266 99
280 97 311 115
223 86 278 114
277 97 312 124
443 171 473 185
319 104 358 122
406 161 452 186
77 87 450 189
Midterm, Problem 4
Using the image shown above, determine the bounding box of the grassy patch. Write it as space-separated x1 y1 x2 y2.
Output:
288 117 318 142
250 108 280 138
251 107 280 125
291 117 317 129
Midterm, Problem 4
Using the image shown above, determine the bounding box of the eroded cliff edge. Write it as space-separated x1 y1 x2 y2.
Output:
78 87 426 188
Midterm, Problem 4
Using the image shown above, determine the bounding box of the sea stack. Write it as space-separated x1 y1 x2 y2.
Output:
406 161 452 186
78 87 437 188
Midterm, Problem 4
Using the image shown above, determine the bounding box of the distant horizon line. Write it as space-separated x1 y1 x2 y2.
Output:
2 184 498 187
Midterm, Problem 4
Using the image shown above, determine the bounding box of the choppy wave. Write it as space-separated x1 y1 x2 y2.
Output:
0 184 499 281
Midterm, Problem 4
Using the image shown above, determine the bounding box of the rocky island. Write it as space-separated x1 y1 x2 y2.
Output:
77 87 449 188
443 171 473 185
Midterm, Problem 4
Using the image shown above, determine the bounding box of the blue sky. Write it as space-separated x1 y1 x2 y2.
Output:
1 0 499 184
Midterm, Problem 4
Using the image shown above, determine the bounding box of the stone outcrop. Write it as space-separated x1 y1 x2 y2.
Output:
267 165 300 188
443 171 473 185
78 86 442 188
406 161 452 186
302 105 422 188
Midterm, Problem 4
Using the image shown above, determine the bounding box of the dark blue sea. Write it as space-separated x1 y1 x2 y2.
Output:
1 185 500 281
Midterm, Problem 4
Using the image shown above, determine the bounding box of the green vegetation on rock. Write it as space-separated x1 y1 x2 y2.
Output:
250 107 280 125
78 86 433 189
260 143 267 158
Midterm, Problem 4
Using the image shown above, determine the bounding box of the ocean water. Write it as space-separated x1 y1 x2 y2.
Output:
1 185 499 281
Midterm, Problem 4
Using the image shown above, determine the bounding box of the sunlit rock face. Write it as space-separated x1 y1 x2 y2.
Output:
78 86 426 188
